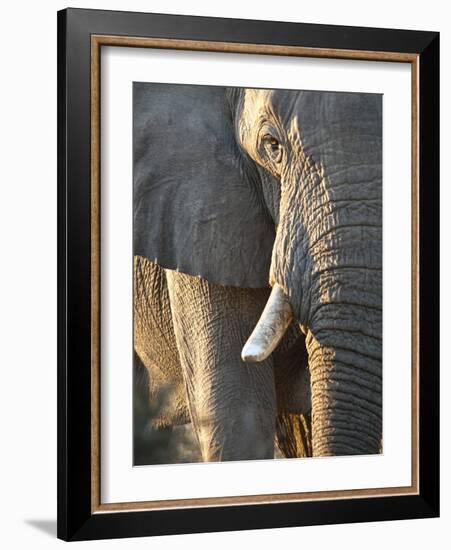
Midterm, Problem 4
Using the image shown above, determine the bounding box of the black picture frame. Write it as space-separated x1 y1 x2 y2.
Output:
57 7 439 541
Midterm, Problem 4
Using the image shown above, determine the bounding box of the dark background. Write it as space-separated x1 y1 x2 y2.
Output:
133 354 202 464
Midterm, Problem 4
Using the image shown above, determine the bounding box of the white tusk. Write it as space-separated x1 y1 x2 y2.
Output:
241 284 293 362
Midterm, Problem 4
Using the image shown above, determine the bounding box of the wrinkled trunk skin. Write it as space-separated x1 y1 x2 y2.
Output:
274 198 383 455
306 321 382 455
270 98 382 455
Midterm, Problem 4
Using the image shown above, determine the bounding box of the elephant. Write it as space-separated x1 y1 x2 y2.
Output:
133 82 382 462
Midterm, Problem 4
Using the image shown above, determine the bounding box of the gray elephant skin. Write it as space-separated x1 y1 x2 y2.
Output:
133 82 382 462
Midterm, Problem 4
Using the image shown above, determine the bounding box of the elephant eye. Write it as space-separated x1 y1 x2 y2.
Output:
262 134 283 164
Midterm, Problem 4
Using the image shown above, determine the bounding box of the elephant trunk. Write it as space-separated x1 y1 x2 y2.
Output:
252 168 382 454
280 183 382 454
306 296 382 455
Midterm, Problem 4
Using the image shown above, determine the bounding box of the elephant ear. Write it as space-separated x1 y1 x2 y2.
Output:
133 83 275 288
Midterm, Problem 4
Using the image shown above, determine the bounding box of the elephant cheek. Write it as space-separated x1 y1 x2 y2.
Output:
268 224 310 328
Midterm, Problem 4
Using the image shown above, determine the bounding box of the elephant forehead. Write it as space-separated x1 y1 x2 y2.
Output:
238 89 274 140
239 88 306 132
241 89 382 136
241 88 273 119
270 90 382 143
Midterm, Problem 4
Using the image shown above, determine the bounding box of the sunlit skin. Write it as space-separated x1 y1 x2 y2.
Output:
133 83 382 462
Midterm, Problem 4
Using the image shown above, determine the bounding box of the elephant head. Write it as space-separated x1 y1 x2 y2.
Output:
134 83 382 457
237 89 383 456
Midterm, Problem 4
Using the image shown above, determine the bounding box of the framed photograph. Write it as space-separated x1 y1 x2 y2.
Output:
57 8 439 541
